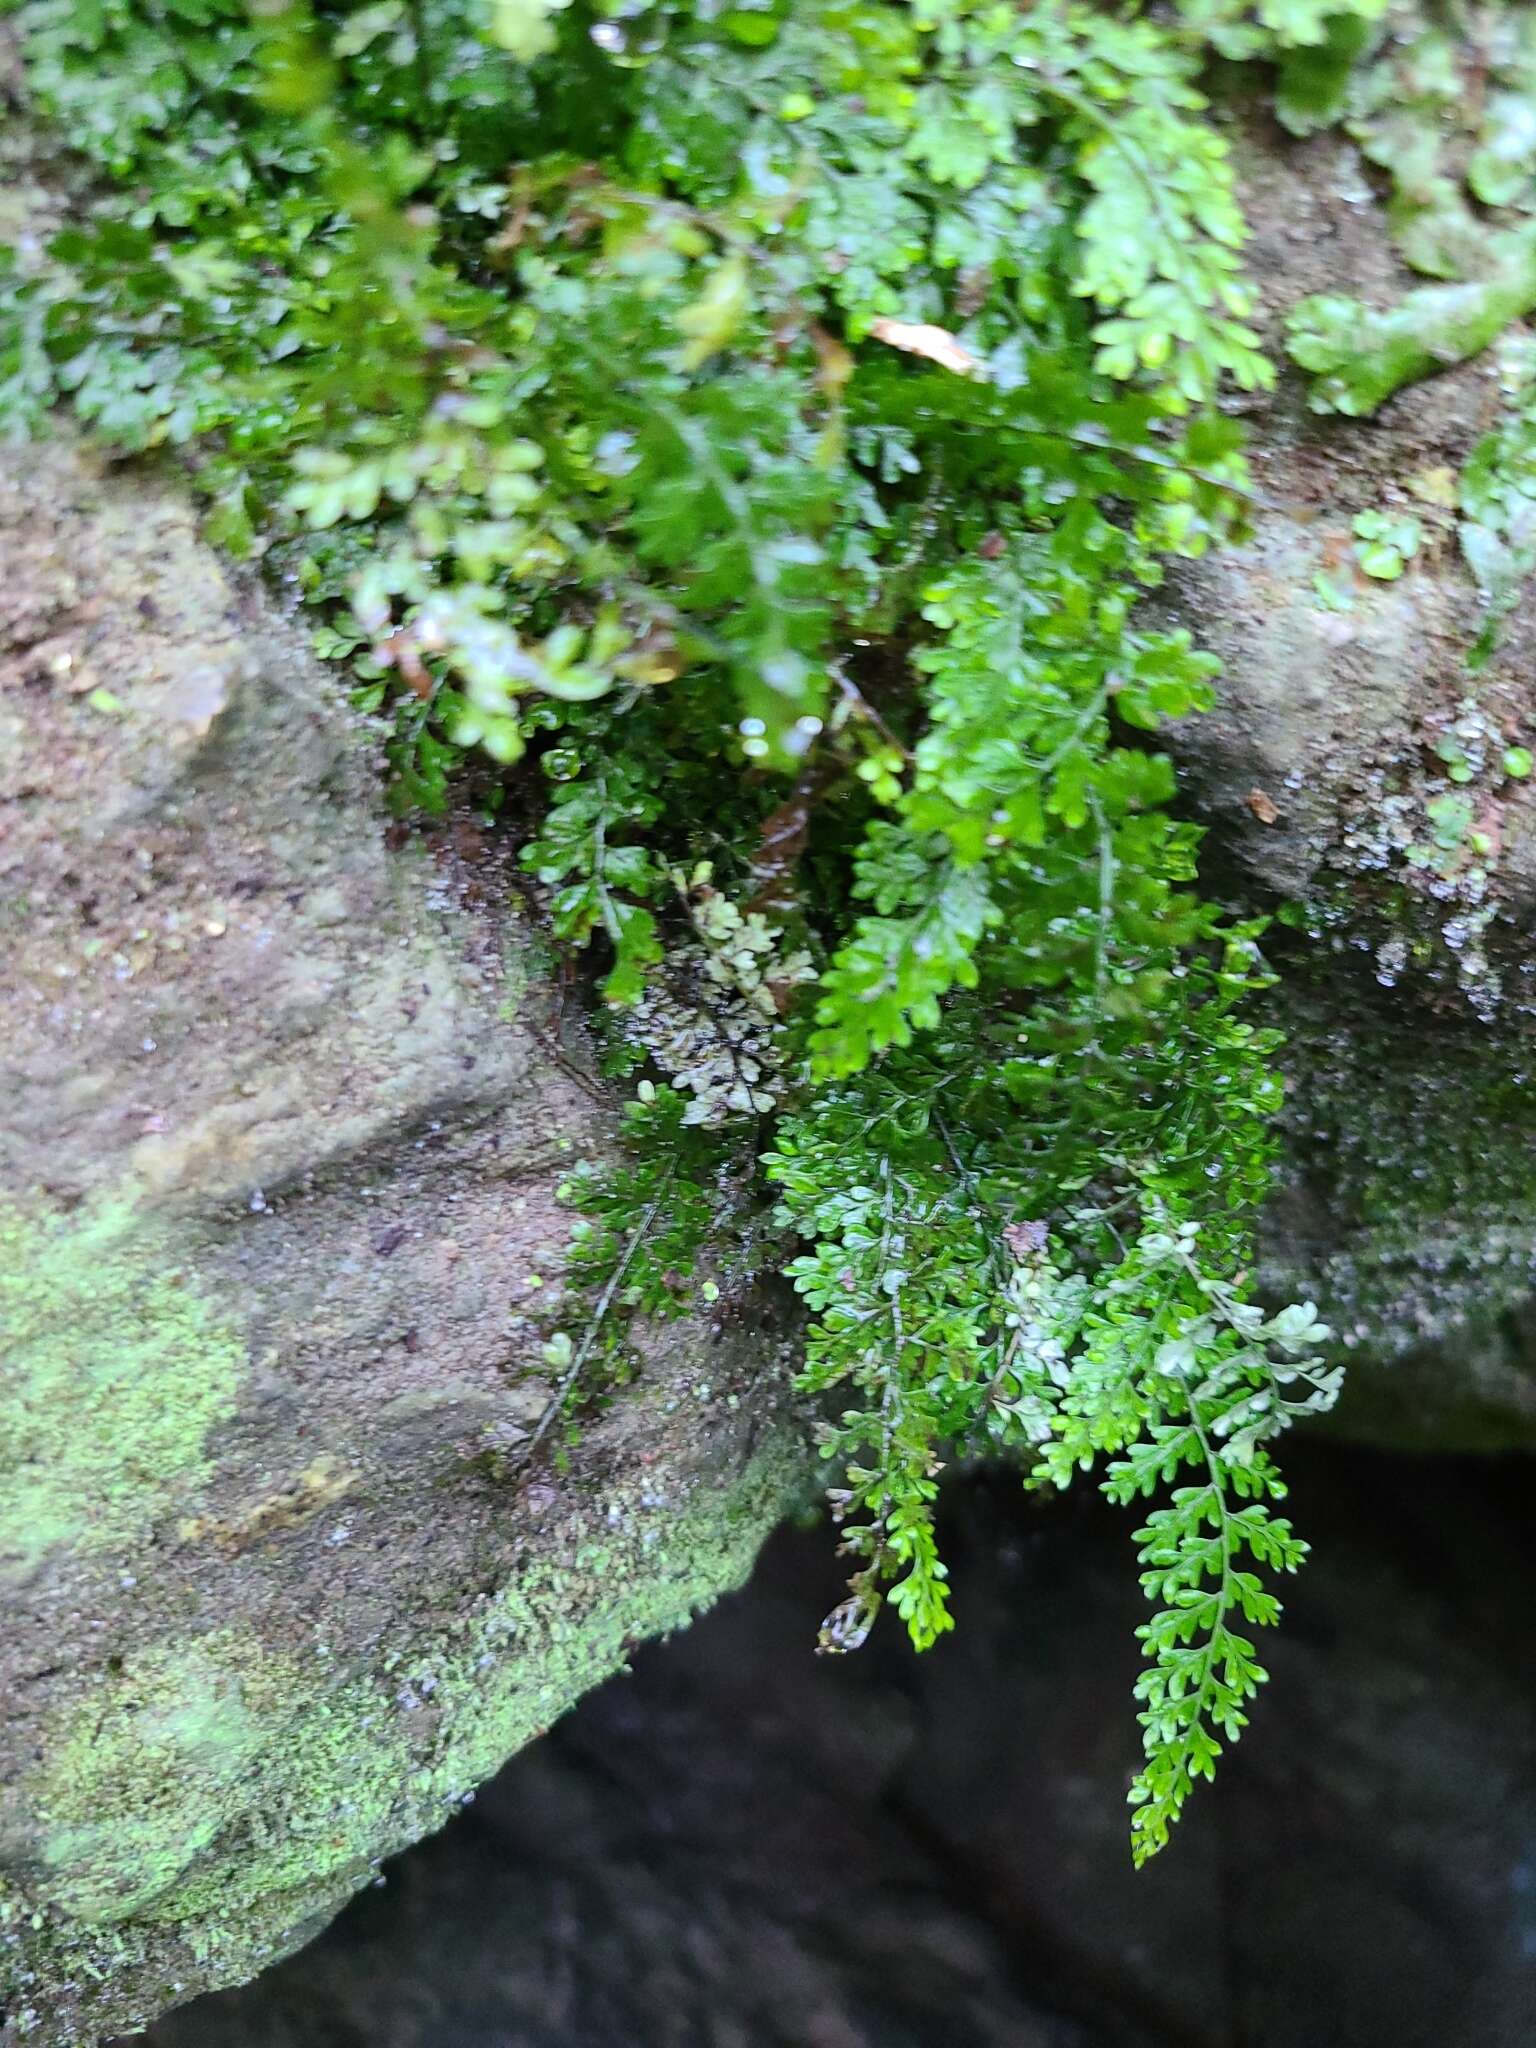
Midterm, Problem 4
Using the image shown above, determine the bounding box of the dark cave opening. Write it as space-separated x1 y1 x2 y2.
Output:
140 1446 1536 2048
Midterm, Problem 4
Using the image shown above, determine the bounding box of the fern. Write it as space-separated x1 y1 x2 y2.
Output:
1047 1223 1337 1861
1019 7 1273 407
6 0 1410 1864
1172 0 1389 63
810 842 997 1077
519 770 667 1005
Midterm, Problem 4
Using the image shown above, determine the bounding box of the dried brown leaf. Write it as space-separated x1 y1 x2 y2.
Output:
868 317 985 379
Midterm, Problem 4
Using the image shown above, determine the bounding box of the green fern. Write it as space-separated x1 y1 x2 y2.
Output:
4 0 1409 1864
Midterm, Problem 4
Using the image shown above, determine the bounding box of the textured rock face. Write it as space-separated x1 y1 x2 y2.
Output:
0 443 804 2045
1160 128 1536 1443
1168 126 1536 911
1258 989 1536 1452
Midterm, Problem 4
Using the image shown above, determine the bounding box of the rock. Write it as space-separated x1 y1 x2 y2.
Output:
1154 124 1536 1447
1166 123 1522 913
1258 984 1536 1452
0 442 805 2046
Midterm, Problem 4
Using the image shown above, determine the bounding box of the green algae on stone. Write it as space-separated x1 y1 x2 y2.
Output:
10 1426 805 2040
33 1634 278 1926
31 1629 411 1932
0 1198 244 1579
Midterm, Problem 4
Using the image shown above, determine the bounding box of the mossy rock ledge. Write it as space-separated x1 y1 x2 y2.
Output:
0 442 807 2045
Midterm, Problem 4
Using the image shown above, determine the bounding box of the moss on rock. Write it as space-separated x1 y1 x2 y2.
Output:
0 1199 245 1581
2 1428 802 2041
1261 983 1536 1452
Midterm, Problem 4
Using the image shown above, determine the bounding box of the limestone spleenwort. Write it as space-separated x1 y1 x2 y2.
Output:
8 0 1526 1863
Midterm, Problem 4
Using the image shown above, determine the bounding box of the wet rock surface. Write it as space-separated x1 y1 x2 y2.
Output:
1140 123 1536 1435
143 1446 1536 2048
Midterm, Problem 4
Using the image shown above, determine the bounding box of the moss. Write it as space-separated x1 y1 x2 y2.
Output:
5 1427 805 2043
0 1198 245 1580
34 1635 279 1926
1288 245 1536 417
1262 991 1536 1450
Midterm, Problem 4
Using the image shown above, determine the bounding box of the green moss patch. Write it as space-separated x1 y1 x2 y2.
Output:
0 1198 244 1579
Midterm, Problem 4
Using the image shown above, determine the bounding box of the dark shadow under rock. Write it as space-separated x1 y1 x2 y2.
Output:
139 1446 1536 2048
